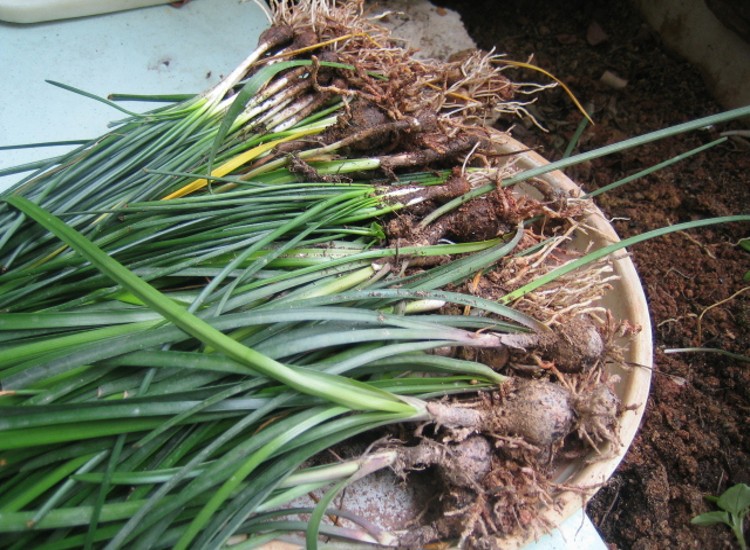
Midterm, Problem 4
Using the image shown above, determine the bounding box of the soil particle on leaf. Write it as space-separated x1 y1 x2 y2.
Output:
445 190 516 242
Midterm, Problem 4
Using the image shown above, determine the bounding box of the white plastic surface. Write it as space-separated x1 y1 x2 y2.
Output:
526 508 608 550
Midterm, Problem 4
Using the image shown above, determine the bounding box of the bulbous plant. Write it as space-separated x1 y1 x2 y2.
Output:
0 1 748 548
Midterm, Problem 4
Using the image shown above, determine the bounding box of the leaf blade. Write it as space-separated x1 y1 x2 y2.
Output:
717 483 750 516
2 195 414 414
691 510 730 526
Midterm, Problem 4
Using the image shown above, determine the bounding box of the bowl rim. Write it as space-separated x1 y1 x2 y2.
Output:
495 134 653 546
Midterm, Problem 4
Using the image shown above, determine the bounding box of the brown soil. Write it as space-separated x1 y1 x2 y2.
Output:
434 0 750 548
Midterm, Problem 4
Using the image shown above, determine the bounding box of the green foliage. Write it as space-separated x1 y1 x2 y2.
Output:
740 238 750 282
692 483 750 549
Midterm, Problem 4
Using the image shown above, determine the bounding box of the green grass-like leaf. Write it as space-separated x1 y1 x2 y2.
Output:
2 195 415 414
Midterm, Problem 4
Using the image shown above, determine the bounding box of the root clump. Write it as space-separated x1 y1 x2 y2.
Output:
383 375 623 548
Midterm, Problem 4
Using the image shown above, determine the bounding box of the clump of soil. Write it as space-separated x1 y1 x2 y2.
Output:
385 186 524 245
435 0 750 547
535 315 607 373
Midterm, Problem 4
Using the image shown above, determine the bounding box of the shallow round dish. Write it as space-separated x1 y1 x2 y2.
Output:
260 135 654 548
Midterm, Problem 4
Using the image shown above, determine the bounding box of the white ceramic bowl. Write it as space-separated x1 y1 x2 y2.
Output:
261 135 653 549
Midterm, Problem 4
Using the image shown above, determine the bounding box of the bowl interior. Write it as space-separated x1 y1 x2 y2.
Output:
318 135 654 547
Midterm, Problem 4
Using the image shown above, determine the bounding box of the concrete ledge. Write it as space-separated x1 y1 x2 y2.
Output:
631 0 750 110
